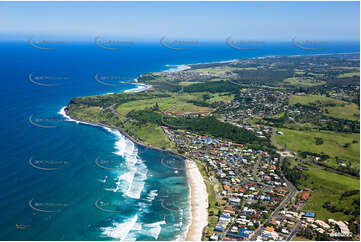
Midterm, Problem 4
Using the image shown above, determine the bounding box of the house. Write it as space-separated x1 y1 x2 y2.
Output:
300 192 310 201
214 226 225 232
271 220 279 226
210 233 221 241
229 198 241 206
239 228 254 238
335 221 350 234
265 226 275 232
305 211 315 218
224 206 235 215
224 185 231 191
315 220 330 230
230 226 238 233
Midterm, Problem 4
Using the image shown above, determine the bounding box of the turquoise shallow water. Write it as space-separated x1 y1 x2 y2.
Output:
0 40 358 240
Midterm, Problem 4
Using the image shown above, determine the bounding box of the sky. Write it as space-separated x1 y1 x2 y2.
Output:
0 1 359 41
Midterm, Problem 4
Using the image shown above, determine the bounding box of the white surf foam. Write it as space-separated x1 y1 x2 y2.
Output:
143 220 166 239
101 214 138 240
59 106 148 199
145 189 158 202
124 83 150 93
59 106 164 238
163 64 190 73
129 220 166 240
101 128 147 199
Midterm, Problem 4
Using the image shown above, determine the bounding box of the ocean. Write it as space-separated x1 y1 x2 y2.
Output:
0 39 359 240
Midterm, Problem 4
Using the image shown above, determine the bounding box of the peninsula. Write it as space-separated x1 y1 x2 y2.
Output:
66 53 360 241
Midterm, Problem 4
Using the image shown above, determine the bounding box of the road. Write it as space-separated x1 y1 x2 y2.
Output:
286 219 302 241
249 154 298 240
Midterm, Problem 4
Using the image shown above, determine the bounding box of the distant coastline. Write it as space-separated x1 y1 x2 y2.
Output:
164 51 360 70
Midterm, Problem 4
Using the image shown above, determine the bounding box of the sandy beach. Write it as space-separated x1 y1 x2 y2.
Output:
185 159 208 241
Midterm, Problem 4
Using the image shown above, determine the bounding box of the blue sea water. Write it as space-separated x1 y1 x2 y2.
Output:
0 39 359 240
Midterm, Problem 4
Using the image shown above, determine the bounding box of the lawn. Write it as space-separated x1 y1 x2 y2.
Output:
115 92 211 116
289 94 360 121
124 122 174 149
207 92 234 103
275 128 360 169
284 77 326 87
189 66 237 75
289 95 336 106
68 106 104 122
325 104 360 121
179 81 202 86
293 161 360 221
337 72 360 78
173 103 211 113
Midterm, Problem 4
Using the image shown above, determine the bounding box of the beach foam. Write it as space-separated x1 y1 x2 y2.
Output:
163 64 191 73
128 220 166 240
124 83 150 93
98 129 148 200
101 214 138 240
59 106 148 200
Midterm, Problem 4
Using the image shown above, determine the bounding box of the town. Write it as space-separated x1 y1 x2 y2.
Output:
162 126 355 241
67 53 360 241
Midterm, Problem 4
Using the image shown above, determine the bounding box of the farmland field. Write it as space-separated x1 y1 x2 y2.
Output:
275 128 360 169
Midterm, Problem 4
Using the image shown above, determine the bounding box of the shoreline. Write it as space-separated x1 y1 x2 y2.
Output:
60 105 208 241
185 159 209 241
165 51 360 70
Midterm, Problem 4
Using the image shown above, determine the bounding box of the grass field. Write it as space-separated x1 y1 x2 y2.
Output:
189 66 238 75
287 159 360 221
179 81 202 86
115 92 207 115
68 106 104 122
275 128 360 169
337 72 360 78
207 92 234 103
124 122 174 149
290 94 360 121
284 77 326 87
293 69 305 75
173 103 211 113
289 95 336 106
114 91 236 117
